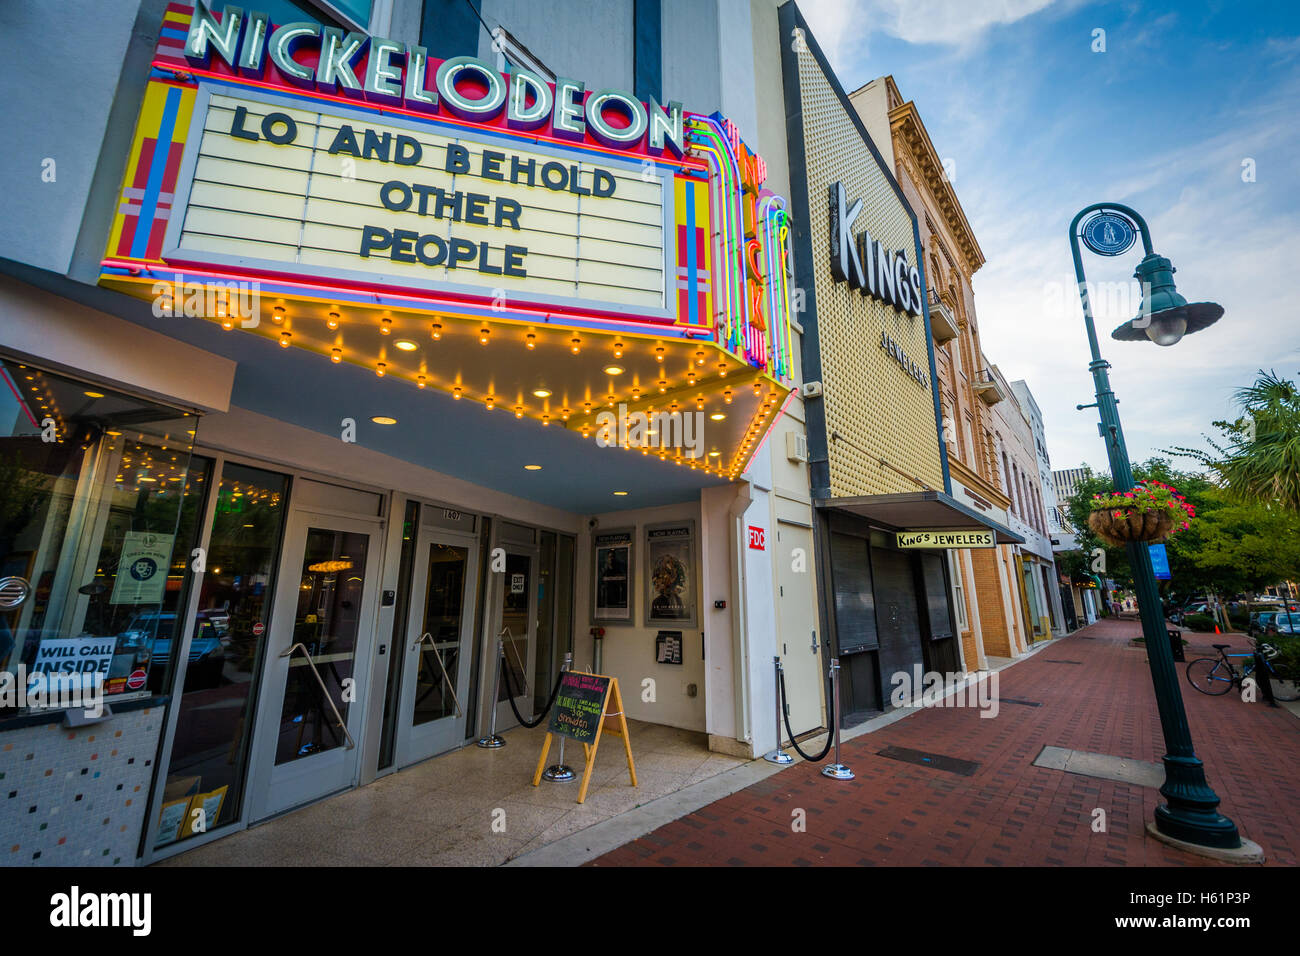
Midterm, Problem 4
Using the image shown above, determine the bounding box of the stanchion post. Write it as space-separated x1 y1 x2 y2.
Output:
821 658 854 780
476 638 507 749
764 656 794 765
542 652 576 781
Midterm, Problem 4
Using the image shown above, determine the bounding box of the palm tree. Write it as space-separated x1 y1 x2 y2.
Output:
1170 370 1300 511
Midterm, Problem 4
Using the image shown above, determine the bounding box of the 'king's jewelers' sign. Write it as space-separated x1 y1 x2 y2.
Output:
896 530 995 549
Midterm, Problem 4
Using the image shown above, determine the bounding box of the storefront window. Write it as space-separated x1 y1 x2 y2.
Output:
154 462 289 848
0 359 197 711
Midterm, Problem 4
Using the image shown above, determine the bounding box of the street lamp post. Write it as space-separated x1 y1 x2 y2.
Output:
1068 202 1241 851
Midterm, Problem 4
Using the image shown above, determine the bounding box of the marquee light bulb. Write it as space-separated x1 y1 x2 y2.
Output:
526 333 536 349
379 318 392 334
331 348 342 363
431 323 442 340
571 337 582 353
453 386 462 399
326 312 339 330
279 332 291 348
614 341 624 357
480 327 490 344
376 362 386 377
417 375 426 388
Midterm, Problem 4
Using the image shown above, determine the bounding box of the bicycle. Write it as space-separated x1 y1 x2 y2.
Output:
1184 640 1300 701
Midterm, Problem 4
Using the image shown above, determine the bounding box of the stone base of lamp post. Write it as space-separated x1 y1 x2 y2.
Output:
1145 823 1264 864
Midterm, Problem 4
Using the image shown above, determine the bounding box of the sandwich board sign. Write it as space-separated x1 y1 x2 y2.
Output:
533 671 637 803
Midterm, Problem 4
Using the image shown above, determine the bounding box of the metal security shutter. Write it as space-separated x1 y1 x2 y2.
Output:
870 548 923 694
829 531 877 653
919 551 954 640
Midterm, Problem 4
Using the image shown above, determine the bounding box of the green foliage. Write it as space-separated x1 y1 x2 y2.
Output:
1183 613 1216 632
1060 457 1300 599
1169 369 1300 512
1265 636 1300 682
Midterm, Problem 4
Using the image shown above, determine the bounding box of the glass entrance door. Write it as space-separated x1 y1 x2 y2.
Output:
493 549 536 730
247 510 381 820
393 528 477 766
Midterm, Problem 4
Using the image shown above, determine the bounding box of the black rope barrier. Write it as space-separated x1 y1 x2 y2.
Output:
500 655 565 729
779 668 834 763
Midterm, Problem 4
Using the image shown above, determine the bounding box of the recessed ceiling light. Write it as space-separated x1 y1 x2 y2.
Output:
371 416 397 425
524 464 542 471
532 388 552 398
709 451 721 457
710 412 726 421
603 365 624 375
394 339 418 351
84 391 104 398
613 491 628 496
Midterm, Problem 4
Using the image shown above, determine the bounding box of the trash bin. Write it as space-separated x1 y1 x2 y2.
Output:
1167 629 1185 663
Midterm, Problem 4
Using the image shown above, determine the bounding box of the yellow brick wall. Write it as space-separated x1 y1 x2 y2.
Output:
796 47 945 498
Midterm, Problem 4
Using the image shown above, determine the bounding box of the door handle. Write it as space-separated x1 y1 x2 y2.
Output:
279 643 356 750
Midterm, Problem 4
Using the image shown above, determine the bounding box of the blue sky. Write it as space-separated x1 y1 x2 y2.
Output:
798 0 1300 477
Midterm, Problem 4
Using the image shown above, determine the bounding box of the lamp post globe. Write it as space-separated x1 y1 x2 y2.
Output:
1110 252 1224 347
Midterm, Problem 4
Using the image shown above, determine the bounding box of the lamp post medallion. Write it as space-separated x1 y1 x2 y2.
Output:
1081 212 1137 256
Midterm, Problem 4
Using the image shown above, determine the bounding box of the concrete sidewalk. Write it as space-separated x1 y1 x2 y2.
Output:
588 618 1299 867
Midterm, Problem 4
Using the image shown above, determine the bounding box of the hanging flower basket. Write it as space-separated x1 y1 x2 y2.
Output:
1087 481 1194 547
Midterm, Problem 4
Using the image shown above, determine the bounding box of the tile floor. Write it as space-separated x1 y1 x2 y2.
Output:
156 719 746 867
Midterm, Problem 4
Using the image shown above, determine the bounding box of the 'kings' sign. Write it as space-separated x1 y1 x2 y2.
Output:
828 181 922 317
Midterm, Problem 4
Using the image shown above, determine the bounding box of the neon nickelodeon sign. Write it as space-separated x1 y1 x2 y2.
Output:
181 2 686 156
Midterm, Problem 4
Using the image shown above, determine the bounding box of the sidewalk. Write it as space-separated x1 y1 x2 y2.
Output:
589 618 1299 867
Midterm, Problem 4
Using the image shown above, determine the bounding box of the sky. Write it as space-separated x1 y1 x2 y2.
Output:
797 0 1300 477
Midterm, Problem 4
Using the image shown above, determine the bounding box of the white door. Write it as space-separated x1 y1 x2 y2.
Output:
247 510 382 820
393 528 478 766
777 522 824 734
491 548 537 730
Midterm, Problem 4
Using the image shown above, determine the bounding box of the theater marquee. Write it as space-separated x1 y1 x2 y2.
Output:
98 1 801 479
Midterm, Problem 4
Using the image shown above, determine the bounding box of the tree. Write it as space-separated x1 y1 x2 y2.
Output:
1059 457 1300 602
1170 369 1300 512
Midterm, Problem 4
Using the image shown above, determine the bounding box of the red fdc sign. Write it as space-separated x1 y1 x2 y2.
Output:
748 526 766 550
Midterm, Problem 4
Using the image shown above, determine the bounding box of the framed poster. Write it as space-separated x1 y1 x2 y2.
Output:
645 521 697 628
592 529 634 623
110 531 175 605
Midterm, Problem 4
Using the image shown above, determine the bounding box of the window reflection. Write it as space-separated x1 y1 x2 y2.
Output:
0 359 197 708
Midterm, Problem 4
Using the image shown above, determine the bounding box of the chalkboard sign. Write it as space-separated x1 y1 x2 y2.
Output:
547 672 611 744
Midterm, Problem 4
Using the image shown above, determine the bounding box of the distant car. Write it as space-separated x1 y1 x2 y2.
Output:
115 610 229 691
1171 602 1211 624
1261 612 1300 635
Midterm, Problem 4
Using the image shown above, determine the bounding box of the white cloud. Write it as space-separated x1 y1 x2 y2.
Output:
799 0 1062 64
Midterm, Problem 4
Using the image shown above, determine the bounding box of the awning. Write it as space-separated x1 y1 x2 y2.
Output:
816 490 1025 544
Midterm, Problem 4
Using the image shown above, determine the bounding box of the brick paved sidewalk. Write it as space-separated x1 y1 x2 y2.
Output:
592 619 1299 867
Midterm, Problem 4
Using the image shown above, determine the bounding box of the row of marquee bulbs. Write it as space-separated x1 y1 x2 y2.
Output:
210 309 785 478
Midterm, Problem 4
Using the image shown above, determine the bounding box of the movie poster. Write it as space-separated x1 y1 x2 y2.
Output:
645 522 696 627
593 529 633 622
